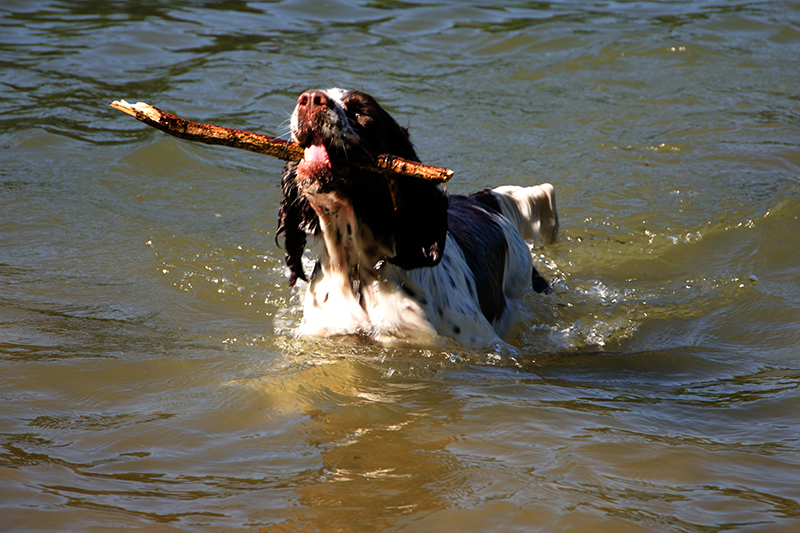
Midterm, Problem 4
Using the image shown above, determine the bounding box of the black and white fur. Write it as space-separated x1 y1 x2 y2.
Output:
277 88 558 350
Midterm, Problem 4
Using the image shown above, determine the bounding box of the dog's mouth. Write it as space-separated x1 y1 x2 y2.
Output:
301 135 332 168
296 134 340 197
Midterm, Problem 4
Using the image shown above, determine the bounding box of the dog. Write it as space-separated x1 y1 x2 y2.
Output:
277 88 558 350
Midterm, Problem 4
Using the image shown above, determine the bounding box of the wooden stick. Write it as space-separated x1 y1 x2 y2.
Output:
109 100 454 183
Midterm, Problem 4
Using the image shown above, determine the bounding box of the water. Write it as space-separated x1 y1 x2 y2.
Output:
2 1 800 531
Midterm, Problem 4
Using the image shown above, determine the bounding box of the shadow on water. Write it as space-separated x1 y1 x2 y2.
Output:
227 337 800 532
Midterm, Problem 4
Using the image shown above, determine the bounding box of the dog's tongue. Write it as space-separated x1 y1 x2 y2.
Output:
303 138 331 168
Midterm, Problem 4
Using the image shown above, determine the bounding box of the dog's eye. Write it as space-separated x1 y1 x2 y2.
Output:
350 110 372 129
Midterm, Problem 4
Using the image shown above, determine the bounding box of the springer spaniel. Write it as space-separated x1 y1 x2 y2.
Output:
277 88 558 350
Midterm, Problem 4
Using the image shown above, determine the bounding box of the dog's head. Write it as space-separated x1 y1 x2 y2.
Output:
291 89 418 161
277 89 448 285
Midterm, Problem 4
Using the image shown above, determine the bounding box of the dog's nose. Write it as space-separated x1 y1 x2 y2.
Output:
297 90 330 111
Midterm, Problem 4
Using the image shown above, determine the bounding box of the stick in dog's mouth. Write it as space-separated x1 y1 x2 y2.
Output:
109 99 454 183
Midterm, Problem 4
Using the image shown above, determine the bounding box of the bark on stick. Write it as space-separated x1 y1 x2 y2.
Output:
109 100 454 183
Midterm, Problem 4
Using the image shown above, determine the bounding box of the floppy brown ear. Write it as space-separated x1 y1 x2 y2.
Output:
276 163 317 286
389 177 448 270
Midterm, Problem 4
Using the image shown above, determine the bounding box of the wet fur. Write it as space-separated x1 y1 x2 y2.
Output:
277 88 558 349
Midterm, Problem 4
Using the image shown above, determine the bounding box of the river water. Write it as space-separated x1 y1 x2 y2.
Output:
2 1 800 531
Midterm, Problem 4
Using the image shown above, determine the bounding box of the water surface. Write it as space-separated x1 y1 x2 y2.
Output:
2 1 800 531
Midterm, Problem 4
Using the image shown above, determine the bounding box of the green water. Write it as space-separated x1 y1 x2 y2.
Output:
2 1 800 531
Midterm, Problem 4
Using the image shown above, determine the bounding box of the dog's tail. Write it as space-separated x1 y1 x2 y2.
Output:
490 183 559 246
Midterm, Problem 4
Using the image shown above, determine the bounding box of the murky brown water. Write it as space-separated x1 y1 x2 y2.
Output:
2 1 800 531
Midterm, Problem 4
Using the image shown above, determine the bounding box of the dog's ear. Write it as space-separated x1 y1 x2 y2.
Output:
389 178 448 270
276 163 317 286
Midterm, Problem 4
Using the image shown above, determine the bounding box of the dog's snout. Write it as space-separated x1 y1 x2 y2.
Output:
293 90 336 147
291 88 359 150
297 90 331 111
